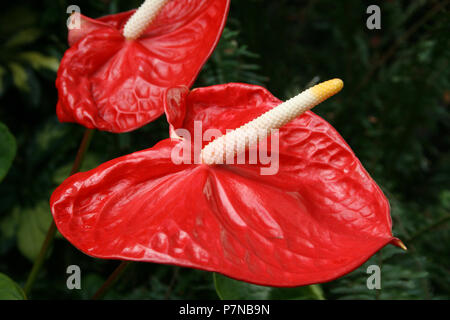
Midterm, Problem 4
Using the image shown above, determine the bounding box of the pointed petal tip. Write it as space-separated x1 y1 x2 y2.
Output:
391 238 407 251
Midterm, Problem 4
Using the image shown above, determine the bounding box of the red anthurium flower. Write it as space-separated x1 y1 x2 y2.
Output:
51 80 404 287
56 0 230 133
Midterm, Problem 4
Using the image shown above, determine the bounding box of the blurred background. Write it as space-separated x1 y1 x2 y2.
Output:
0 0 449 299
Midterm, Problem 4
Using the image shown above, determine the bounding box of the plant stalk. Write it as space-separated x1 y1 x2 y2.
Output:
91 261 131 300
407 214 450 243
23 128 95 296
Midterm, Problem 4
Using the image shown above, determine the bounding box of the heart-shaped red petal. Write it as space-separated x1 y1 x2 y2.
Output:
51 83 399 286
56 0 230 132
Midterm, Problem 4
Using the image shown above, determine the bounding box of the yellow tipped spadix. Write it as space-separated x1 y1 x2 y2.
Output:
123 0 169 40
201 79 344 165
311 78 344 103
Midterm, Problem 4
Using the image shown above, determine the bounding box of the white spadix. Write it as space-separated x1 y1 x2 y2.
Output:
200 79 344 165
123 0 169 40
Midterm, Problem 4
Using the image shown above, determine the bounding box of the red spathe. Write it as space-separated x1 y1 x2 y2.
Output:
51 83 399 286
56 0 230 133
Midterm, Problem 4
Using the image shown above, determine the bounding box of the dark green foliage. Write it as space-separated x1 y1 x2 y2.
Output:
198 27 268 86
0 0 448 299
214 273 324 300
0 122 16 182
0 273 26 300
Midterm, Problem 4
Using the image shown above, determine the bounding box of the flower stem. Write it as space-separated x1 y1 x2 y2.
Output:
164 266 180 299
407 214 450 243
91 261 131 300
23 128 95 296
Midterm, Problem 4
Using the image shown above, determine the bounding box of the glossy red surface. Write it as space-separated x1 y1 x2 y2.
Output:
51 83 400 287
56 0 230 133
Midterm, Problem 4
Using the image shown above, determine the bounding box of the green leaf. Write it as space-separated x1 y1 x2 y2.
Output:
0 207 20 255
8 62 29 92
0 273 26 300
213 273 325 300
0 207 20 239
17 202 53 261
52 153 100 185
0 66 6 96
5 28 42 48
0 122 17 182
19 52 60 73
7 64 41 106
